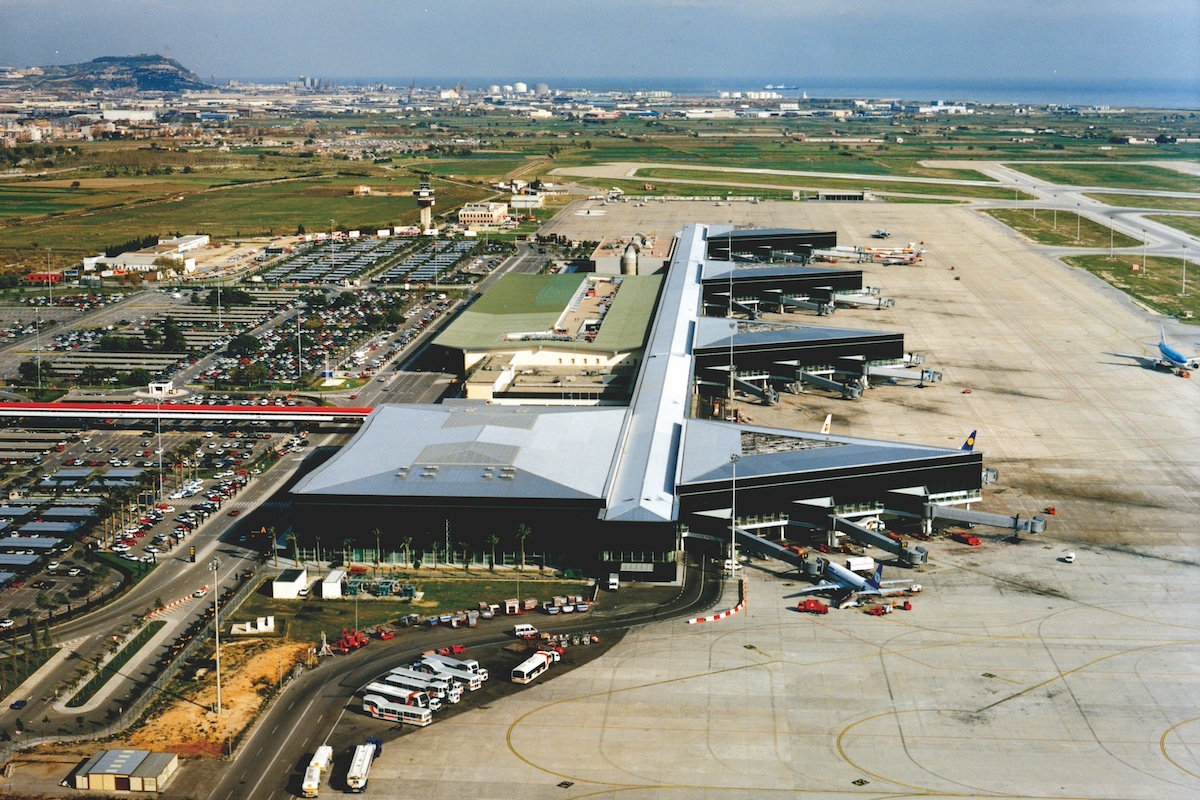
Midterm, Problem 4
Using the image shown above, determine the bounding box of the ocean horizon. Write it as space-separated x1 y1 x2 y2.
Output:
216 75 1199 110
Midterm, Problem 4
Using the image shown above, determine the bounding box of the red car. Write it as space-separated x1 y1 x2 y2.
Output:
228 509 241 517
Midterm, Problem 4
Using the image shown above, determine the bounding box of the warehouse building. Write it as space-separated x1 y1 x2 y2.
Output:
292 224 983 579
72 750 179 792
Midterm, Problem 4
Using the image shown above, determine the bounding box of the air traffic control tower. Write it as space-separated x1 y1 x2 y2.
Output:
414 180 435 232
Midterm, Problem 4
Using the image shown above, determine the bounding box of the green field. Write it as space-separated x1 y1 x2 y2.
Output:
234 577 592 643
1146 215 1200 239
1010 163 1200 192
628 166 1029 201
983 208 1142 248
1083 193 1200 212
1063 254 1200 323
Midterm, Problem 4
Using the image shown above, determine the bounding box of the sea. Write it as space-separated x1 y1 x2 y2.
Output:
233 75 1200 110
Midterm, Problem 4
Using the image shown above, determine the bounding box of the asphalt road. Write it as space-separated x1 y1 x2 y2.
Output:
204 558 720 800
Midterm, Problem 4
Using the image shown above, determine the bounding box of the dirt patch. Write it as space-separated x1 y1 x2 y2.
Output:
120 639 309 758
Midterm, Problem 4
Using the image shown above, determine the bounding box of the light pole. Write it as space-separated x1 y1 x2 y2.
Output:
729 454 740 573
1109 225 1114 259
1076 205 1081 243
209 557 222 714
156 401 164 504
1183 245 1189 297
1053 207 1057 231
1142 230 1147 276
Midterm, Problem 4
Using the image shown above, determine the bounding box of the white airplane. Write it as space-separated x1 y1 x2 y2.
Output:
1157 325 1200 372
871 228 891 239
789 558 921 608
1112 326 1200 375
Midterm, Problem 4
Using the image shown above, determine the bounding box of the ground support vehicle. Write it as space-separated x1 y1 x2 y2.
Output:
346 743 375 792
361 694 433 727
511 650 560 684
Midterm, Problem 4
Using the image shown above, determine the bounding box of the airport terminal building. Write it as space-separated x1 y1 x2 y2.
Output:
291 224 984 580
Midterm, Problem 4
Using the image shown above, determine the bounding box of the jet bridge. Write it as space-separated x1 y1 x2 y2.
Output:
830 288 895 310
926 504 1047 534
704 366 779 405
775 361 863 399
833 517 928 565
836 354 942 386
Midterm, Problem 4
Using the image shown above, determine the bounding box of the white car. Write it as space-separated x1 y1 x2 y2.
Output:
0 619 13 630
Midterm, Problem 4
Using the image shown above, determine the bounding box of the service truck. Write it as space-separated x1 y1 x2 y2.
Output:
301 745 335 796
421 652 489 682
845 557 876 573
346 743 375 793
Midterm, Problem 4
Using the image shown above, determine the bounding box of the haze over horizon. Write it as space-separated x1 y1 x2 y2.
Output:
3 0 1198 100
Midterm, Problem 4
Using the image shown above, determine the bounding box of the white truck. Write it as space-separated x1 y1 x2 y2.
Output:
421 652 489 682
845 556 876 574
346 744 374 793
300 745 335 797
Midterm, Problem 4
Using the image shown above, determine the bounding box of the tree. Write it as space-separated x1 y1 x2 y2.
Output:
514 524 531 572
342 537 354 566
17 359 41 385
485 533 499 571
286 531 299 567
373 528 382 576
231 362 267 386
226 333 262 357
400 536 413 571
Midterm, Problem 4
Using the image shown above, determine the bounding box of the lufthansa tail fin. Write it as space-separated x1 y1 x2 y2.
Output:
961 430 977 452
820 414 832 436
867 564 883 590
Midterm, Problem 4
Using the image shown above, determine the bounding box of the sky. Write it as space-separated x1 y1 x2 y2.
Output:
3 0 1199 96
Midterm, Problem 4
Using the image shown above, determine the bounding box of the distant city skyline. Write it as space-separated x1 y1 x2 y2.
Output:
3 0 1199 105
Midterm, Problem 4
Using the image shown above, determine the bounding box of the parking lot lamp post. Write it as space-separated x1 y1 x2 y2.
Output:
729 453 739 572
209 557 222 714
156 401 164 503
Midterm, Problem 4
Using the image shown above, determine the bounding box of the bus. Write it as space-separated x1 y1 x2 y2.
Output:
363 681 438 711
362 694 433 727
511 650 560 684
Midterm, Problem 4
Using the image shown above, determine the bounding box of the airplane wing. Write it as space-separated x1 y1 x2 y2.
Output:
785 581 840 598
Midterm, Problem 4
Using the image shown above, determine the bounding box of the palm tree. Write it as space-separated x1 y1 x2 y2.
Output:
286 531 299 567
342 537 354 567
429 538 439 571
485 533 499 572
268 526 278 567
400 536 413 572
515 524 531 572
373 528 382 577
458 541 470 574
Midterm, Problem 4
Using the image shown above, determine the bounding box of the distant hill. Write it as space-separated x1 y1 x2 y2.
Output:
4 54 210 94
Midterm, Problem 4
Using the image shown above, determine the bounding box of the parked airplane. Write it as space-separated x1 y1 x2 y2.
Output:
1158 325 1200 372
871 229 891 239
1112 326 1199 375
961 430 977 452
789 558 921 608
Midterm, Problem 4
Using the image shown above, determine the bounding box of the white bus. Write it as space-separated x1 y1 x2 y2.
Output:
389 666 465 699
511 650 560 684
416 657 483 691
363 681 439 712
362 694 433 727
421 652 490 682
383 672 461 704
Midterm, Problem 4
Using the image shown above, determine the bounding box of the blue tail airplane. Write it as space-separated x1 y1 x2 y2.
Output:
1158 325 1200 372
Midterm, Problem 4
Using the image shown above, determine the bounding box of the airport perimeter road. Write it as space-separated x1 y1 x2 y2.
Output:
200 561 720 800
0 434 346 739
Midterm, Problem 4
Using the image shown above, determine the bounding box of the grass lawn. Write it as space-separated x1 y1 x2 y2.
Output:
233 576 592 644
983 208 1142 248
1063 254 1200 323
1010 163 1200 193
1083 193 1200 212
1146 215 1200 239
630 166 1029 201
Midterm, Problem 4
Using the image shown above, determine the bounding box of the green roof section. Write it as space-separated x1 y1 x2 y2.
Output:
435 273 663 353
593 274 663 351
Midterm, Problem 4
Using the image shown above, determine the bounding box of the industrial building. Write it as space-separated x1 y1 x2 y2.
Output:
292 224 992 580
72 750 179 792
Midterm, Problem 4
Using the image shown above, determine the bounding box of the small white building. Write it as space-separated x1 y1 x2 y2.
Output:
321 568 346 598
271 568 309 599
510 194 544 210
